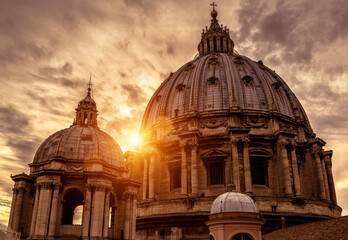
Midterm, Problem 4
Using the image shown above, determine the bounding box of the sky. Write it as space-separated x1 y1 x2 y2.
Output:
0 0 347 226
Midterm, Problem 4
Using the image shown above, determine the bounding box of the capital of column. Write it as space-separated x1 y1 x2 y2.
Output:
311 146 324 158
179 140 187 148
324 151 333 166
241 136 250 146
86 183 109 192
230 136 239 145
123 191 137 200
277 137 288 148
187 138 198 149
38 182 53 189
13 187 26 195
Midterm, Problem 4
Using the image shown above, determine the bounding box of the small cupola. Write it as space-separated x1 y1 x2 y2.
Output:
198 2 234 56
74 77 98 128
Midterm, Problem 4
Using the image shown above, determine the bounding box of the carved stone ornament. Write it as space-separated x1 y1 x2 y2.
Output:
200 118 227 129
207 76 219 85
67 164 83 172
208 56 219 66
242 117 268 128
176 83 186 92
169 124 188 135
242 75 253 85
272 81 283 90
279 123 294 132
234 55 244 65
184 62 195 71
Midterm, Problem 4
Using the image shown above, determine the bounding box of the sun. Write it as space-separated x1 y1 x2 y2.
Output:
132 136 140 146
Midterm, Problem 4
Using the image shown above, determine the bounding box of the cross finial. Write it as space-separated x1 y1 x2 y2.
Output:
87 74 92 93
210 2 217 11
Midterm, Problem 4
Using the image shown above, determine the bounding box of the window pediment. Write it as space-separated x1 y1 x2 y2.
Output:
201 149 228 160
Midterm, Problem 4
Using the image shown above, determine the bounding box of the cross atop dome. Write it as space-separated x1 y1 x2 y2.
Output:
197 3 234 56
210 2 217 11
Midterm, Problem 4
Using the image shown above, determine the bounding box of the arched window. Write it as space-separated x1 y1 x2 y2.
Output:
220 36 223 51
83 112 88 125
250 151 270 186
207 39 210 53
62 189 84 225
109 193 117 228
231 233 254 240
213 36 217 52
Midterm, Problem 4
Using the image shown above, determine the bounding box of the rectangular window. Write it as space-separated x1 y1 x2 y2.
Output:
209 161 224 185
171 165 181 189
250 159 268 186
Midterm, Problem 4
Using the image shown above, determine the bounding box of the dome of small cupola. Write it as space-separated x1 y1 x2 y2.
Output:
33 80 124 167
211 191 258 214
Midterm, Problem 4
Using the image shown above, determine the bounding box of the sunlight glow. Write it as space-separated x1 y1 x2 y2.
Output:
132 136 140 146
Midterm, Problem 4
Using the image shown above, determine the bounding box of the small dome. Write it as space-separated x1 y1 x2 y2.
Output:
33 125 124 167
210 191 258 214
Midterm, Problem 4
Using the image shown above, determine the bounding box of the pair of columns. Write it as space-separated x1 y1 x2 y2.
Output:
277 138 302 197
29 182 61 238
82 184 111 239
180 140 198 196
312 148 337 203
229 137 252 194
142 139 199 200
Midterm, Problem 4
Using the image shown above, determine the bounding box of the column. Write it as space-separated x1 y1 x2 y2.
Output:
82 185 92 238
148 154 155 200
242 137 252 194
225 155 232 187
7 188 16 232
123 193 131 240
191 141 198 196
231 137 240 191
180 141 188 196
278 138 292 196
312 148 326 200
35 183 52 236
142 157 148 200
48 184 61 237
90 185 106 238
12 187 25 232
321 155 331 201
131 197 137 240
29 186 40 236
325 151 337 204
290 142 301 197
103 190 111 238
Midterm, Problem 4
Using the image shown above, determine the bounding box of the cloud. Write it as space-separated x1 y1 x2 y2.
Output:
121 83 147 105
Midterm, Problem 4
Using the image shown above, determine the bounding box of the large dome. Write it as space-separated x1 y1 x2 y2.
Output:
141 52 311 131
136 7 341 239
33 125 124 167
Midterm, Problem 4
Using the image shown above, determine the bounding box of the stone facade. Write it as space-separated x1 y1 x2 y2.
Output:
135 7 341 240
8 86 140 240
